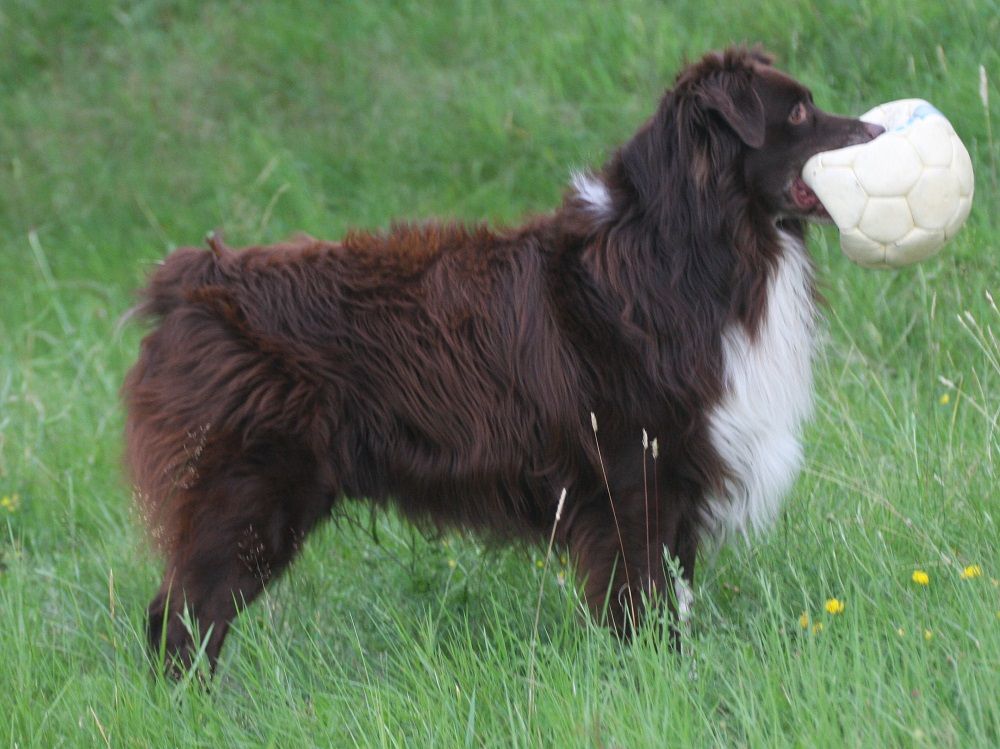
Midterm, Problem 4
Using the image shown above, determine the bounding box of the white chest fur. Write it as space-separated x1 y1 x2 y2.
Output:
706 232 817 542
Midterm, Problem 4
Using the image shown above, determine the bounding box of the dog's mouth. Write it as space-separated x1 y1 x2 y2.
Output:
788 176 829 219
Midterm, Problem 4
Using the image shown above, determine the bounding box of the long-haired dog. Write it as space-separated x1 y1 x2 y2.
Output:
124 47 882 669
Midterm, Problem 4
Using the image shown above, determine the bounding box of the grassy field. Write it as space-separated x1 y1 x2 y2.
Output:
1 0 998 745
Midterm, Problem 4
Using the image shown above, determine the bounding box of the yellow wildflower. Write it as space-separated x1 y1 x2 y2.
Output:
959 565 982 580
923 629 933 641
896 627 905 637
825 598 845 615
799 612 810 629
447 558 457 569
535 559 544 569
812 622 824 634
939 393 951 405
911 570 930 586
0 493 19 513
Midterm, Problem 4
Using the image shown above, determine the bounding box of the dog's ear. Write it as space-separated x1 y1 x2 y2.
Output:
701 78 766 148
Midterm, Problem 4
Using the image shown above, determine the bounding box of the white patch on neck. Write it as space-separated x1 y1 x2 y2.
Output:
705 231 816 543
571 171 611 217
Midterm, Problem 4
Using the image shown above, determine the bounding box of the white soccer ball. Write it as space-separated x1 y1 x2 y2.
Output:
802 99 974 269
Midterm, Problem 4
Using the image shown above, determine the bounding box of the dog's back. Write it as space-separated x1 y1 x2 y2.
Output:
126 228 585 552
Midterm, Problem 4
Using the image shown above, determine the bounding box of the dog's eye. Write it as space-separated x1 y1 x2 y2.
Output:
789 102 808 125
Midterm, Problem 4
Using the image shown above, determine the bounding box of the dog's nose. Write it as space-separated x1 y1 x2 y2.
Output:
863 122 885 140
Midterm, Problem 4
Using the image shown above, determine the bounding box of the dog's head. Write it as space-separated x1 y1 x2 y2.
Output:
673 47 883 220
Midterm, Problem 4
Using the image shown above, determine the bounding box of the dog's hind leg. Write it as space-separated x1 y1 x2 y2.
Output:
146 440 333 674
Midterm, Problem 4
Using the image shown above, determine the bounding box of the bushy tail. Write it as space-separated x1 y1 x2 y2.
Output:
123 233 229 325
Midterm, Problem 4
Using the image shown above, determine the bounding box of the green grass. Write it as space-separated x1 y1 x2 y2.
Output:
1 0 998 745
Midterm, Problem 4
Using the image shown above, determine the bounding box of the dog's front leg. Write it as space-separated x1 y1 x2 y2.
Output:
567 492 688 639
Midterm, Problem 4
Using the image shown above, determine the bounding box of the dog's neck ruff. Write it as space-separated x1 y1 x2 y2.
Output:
705 230 816 542
572 169 817 543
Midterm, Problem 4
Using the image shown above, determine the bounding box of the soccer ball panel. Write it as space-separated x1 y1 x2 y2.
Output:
803 164 866 229
852 134 922 196
858 197 913 244
907 168 960 230
841 228 889 268
944 195 973 239
860 98 929 130
952 137 974 196
909 118 954 166
886 227 945 266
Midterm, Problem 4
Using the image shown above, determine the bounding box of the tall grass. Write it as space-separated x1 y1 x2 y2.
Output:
1 0 998 745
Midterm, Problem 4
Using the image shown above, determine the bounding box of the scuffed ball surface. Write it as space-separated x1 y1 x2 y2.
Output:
802 99 974 269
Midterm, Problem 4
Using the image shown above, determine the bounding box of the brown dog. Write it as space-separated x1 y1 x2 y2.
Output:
124 47 881 670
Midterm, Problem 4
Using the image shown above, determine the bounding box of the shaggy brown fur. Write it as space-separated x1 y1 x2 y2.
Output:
124 47 880 670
